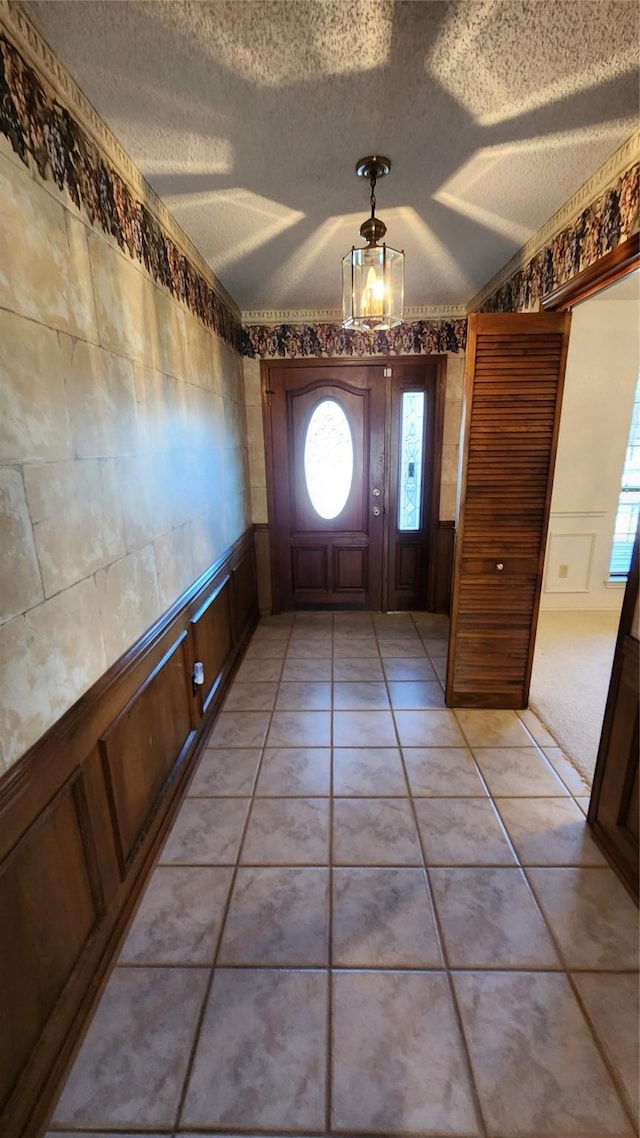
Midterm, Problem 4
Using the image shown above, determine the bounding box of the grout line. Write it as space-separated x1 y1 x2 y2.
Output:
172 617 292 1130
388 611 490 1138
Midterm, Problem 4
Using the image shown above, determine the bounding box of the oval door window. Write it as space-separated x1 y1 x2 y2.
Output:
303 399 354 520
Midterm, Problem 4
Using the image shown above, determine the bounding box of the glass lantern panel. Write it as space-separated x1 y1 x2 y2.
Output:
398 391 426 531
303 399 354 520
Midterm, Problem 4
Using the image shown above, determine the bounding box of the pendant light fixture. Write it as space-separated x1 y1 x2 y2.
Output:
342 155 405 332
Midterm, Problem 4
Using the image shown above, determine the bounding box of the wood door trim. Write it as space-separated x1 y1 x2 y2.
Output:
261 356 447 612
542 232 640 311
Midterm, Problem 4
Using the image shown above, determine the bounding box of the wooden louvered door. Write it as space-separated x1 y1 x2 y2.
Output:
446 312 571 708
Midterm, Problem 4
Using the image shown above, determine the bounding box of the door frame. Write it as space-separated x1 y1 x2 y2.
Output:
260 355 447 612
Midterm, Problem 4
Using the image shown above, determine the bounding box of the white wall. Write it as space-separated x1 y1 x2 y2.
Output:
541 286 639 610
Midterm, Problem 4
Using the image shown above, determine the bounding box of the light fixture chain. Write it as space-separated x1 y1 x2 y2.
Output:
370 173 377 219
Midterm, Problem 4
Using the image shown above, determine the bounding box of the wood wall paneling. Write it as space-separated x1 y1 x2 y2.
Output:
100 632 195 875
0 529 258 1138
447 314 571 707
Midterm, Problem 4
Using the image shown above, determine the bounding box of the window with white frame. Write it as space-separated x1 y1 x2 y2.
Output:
609 371 640 579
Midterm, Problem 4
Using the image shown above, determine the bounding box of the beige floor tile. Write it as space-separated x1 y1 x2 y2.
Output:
52 967 208 1129
332 867 443 967
383 656 438 681
541 746 592 796
517 707 557 747
207 710 270 748
281 656 332 681
218 866 329 966
333 657 384 680
454 971 634 1137
333 709 397 747
333 681 390 710
159 798 249 865
403 747 488 796
256 747 331 796
286 639 332 658
189 748 260 796
241 798 329 864
423 638 449 659
433 657 447 682
333 798 422 865
331 971 479 1134
496 797 607 865
455 708 533 748
333 613 374 633
415 798 516 866
388 680 445 708
234 657 283 683
181 969 327 1130
472 746 568 797
573 972 639 1126
378 639 427 657
395 709 467 747
266 710 331 747
333 747 407 795
527 867 640 969
333 639 381 657
576 795 591 815
243 639 287 660
223 682 278 711
373 614 417 632
275 681 332 710
430 867 559 969
119 866 233 965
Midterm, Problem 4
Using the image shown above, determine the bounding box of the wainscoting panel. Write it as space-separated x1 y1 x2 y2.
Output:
191 576 233 714
0 528 258 1138
100 632 196 875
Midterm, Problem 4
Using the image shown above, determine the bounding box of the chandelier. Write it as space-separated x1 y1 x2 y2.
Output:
342 155 405 332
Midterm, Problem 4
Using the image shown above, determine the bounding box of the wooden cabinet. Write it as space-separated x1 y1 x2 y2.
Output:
589 531 639 901
446 312 571 708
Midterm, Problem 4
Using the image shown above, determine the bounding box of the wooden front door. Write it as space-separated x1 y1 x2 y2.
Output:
264 359 442 611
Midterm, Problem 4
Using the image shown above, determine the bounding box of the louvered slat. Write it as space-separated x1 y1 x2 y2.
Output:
446 312 571 708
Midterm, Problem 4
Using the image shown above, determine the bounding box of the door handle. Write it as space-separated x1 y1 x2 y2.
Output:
372 506 382 517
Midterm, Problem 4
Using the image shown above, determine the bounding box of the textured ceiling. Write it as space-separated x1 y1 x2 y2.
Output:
22 0 640 314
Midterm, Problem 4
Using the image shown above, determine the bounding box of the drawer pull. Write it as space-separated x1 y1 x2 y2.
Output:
496 562 504 571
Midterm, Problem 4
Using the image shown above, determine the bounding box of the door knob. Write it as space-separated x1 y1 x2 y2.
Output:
496 562 504 571
372 506 381 516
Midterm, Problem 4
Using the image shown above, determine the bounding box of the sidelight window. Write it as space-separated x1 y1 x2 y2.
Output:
397 390 426 531
303 398 354 520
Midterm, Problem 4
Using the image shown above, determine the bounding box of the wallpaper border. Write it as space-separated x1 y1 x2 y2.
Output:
0 3 243 351
470 133 639 314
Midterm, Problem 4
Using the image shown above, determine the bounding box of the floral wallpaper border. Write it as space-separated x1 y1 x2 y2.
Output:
0 32 243 352
479 163 639 313
241 318 467 359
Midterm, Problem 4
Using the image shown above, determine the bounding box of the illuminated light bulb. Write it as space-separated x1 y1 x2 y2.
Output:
362 266 385 316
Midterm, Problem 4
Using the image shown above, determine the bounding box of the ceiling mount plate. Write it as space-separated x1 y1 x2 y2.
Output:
356 155 391 180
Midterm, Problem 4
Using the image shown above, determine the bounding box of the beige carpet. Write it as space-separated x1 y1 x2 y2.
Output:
529 609 622 785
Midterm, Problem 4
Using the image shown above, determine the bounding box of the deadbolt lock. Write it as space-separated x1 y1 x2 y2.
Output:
372 488 381 496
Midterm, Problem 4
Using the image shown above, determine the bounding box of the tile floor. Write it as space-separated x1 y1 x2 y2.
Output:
47 611 639 1138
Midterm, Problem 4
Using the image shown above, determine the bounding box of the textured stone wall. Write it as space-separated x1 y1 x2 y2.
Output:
0 133 249 772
